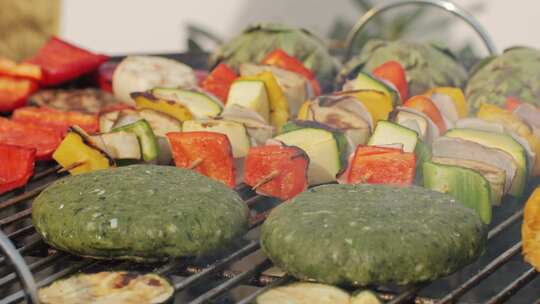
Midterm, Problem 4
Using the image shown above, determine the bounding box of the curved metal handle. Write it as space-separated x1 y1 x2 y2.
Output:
0 229 40 304
344 0 497 60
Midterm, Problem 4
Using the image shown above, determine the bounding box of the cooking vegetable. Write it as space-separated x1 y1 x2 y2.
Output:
240 63 309 116
466 47 540 111
210 23 340 91
91 131 141 160
344 72 399 106
240 71 290 131
27 36 108 86
0 76 39 112
423 161 492 224
262 48 321 96
0 144 35 194
274 121 348 185
513 103 540 129
200 63 237 103
256 282 351 304
112 119 159 162
137 109 182 137
431 157 505 206
372 60 408 101
113 56 197 104
261 184 487 285
425 87 468 118
445 129 528 197
53 130 112 175
12 106 99 134
347 145 416 186
97 61 116 93
226 79 270 123
343 89 394 122
393 106 440 145
221 104 274 146
298 94 372 147
244 144 309 200
522 187 540 271
0 117 61 160
368 121 418 153
182 119 250 159
131 91 193 122
351 290 383 304
404 95 447 133
432 137 517 196
38 271 174 304
340 39 467 96
32 165 249 260
167 131 235 187
29 88 120 114
152 87 222 119
0 57 42 80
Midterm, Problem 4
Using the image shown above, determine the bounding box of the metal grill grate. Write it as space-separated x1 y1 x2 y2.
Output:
0 163 539 304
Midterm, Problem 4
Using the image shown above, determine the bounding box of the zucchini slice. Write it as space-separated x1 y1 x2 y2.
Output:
256 282 350 304
38 271 173 304
112 119 160 162
351 290 383 304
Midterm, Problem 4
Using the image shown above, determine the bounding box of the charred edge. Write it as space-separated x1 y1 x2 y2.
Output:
113 272 140 289
68 125 116 166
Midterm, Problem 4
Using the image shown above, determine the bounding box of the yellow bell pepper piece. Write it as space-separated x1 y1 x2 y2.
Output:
241 71 289 131
53 132 111 175
523 187 540 271
296 101 311 120
349 90 393 123
133 92 192 122
425 87 469 118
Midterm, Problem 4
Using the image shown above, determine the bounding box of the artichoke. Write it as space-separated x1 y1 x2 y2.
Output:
466 47 540 112
338 39 468 97
210 23 341 91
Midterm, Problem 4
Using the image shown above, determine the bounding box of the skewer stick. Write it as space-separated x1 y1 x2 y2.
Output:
57 161 85 173
252 170 280 190
188 158 204 169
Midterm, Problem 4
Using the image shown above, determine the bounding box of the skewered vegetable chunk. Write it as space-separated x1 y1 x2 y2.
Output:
372 60 408 101
244 144 308 200
200 63 237 103
167 131 236 187
112 119 159 162
53 131 111 175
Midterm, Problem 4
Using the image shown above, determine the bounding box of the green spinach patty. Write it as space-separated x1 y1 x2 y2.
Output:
261 184 487 285
32 165 249 261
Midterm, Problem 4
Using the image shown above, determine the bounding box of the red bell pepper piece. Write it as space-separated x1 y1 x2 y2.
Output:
244 144 309 200
0 57 42 81
167 131 236 188
12 106 99 135
26 37 109 86
262 49 322 96
0 144 36 194
96 61 117 93
404 95 447 133
0 76 39 112
348 145 416 186
200 63 237 103
505 96 524 112
0 117 61 160
373 60 408 101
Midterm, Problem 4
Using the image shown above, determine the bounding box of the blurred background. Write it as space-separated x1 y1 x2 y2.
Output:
0 0 536 60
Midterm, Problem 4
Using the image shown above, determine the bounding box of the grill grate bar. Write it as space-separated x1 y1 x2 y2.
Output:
487 209 523 240
0 209 32 228
236 275 294 304
188 259 273 304
0 183 50 210
30 165 61 181
0 251 65 288
436 242 522 304
6 224 34 240
0 235 43 269
485 267 538 304
387 284 428 304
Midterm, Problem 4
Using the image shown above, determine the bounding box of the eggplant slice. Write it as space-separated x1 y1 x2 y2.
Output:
29 89 121 114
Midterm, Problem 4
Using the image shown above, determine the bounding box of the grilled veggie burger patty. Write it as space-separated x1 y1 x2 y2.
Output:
261 184 487 285
32 165 249 261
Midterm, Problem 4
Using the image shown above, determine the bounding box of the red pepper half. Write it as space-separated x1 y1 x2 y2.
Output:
0 117 62 160
0 76 39 112
244 144 309 200
167 131 236 188
0 144 36 194
373 60 409 101
404 95 447 133
26 37 109 86
0 57 42 81
200 63 237 103
262 49 321 96
348 145 416 186
12 106 99 135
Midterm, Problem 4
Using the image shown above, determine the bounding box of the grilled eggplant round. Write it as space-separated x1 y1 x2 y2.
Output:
38 271 173 304
32 165 249 261
261 184 487 286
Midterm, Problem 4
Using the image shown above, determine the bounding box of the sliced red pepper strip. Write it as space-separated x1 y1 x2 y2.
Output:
404 95 447 133
12 106 99 135
373 60 408 101
244 144 309 200
167 131 236 188
96 61 117 93
262 49 321 96
0 57 42 81
26 37 109 86
0 76 39 112
0 144 36 194
348 145 416 186
200 63 237 103
0 117 61 160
